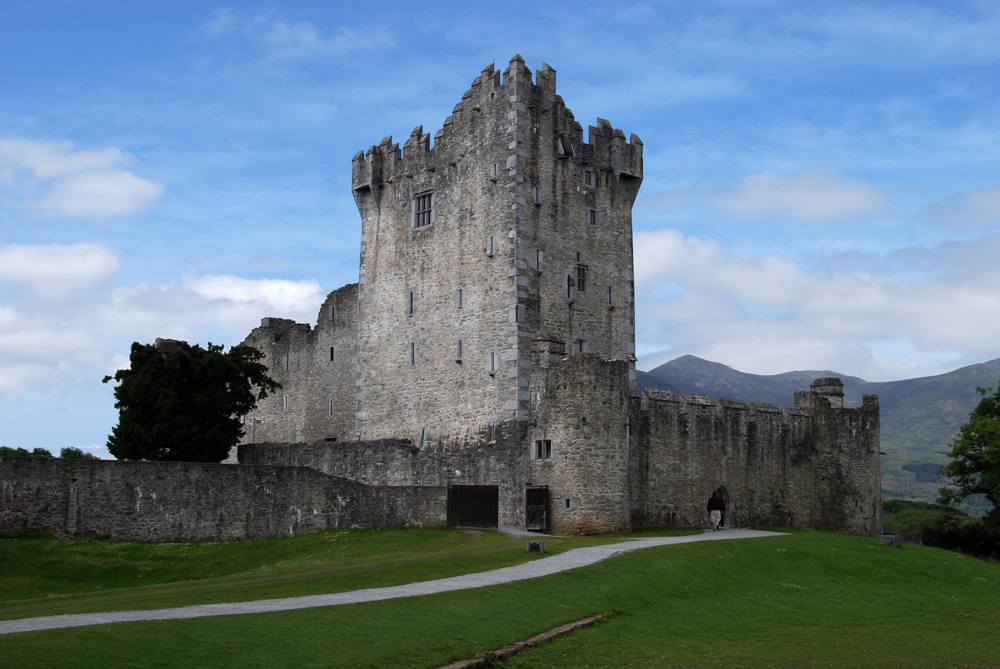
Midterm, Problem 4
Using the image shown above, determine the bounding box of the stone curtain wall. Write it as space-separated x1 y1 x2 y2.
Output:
240 283 359 444
239 431 529 527
0 458 446 542
629 388 882 537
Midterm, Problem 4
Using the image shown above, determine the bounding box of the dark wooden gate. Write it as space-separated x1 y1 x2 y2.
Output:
447 485 499 529
525 485 548 532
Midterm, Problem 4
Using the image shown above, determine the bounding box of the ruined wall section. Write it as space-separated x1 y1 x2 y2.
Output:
631 382 882 536
239 424 529 527
0 457 446 542
239 283 358 445
630 389 815 530
525 335 632 534
797 390 882 536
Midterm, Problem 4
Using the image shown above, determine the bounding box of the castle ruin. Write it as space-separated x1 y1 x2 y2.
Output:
237 56 882 537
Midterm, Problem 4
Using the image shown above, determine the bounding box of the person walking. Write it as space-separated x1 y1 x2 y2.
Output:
707 491 725 531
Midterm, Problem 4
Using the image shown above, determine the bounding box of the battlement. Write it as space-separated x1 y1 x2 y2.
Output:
351 55 642 192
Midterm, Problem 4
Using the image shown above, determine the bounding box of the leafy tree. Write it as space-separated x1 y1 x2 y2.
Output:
939 382 1000 532
60 446 99 460
103 341 280 463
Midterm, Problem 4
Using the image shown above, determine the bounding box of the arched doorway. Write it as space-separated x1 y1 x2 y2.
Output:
716 486 736 529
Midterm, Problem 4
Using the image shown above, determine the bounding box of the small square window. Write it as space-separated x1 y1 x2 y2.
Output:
583 168 595 188
532 439 552 460
587 208 599 226
607 286 615 308
532 186 542 203
486 235 496 257
515 304 526 323
490 163 499 179
413 192 434 228
329 346 336 362
576 264 588 292
487 351 498 375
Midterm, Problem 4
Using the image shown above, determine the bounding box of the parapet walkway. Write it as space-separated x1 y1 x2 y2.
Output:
0 528 783 635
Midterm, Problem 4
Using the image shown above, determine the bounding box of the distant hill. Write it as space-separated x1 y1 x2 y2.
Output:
639 354 1000 510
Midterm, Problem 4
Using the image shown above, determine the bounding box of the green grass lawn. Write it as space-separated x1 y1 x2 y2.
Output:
0 527 696 620
1 528 998 668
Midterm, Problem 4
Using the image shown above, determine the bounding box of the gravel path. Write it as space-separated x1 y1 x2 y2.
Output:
0 528 783 635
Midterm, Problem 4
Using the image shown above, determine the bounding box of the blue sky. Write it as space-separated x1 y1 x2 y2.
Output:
2 1 999 456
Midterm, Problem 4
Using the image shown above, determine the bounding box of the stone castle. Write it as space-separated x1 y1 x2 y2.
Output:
236 56 883 537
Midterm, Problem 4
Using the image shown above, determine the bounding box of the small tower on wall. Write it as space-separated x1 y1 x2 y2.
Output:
350 56 643 450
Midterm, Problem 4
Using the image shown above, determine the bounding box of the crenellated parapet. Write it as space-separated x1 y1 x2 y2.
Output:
350 55 642 195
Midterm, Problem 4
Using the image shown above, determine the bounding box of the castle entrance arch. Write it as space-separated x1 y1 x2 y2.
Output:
447 485 499 529
716 486 736 529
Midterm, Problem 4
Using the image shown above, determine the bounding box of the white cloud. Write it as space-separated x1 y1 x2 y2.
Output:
634 229 1000 380
918 184 1000 227
185 274 323 313
0 137 163 219
0 243 119 297
200 9 386 61
716 169 888 223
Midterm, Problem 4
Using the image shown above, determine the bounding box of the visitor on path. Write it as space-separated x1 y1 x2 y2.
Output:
708 491 725 530
719 491 728 529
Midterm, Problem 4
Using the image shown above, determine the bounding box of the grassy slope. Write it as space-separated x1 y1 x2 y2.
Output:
0 528 697 620
2 529 998 668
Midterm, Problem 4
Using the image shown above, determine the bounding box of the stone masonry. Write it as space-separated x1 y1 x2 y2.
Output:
234 56 881 536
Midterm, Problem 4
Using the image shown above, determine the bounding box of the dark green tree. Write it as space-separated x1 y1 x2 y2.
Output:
103 342 280 462
938 382 1000 531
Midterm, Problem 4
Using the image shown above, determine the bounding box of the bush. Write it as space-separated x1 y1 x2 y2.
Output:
0 446 53 458
59 447 100 460
921 509 1000 561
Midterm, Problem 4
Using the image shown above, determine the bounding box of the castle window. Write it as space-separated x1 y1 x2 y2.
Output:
490 163 499 179
565 274 574 299
330 305 336 321
486 235 496 257
329 346 336 362
407 289 417 316
572 339 589 354
283 394 289 412
583 168 595 188
329 399 335 417
487 351 498 375
607 286 615 308
282 354 290 371
417 426 427 450
535 249 544 266
515 304 526 324
557 134 575 157
531 440 552 460
532 186 542 203
413 192 434 228
576 264 588 292
456 339 464 363
408 342 416 368
587 208 599 226
453 287 467 308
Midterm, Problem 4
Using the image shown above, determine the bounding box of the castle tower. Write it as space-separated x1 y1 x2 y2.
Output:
351 56 643 448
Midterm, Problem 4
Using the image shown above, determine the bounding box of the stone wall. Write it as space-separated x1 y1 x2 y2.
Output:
239 432 529 527
629 386 882 537
0 457 446 542
240 283 359 445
